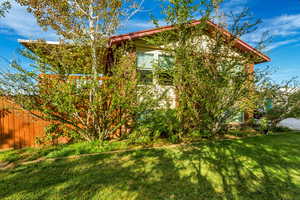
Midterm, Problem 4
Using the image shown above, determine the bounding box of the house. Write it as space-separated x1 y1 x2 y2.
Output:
0 20 270 149
19 20 270 107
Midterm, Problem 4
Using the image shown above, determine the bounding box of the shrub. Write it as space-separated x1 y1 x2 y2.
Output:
258 117 271 134
270 126 292 133
129 109 180 144
265 106 286 126
257 82 300 128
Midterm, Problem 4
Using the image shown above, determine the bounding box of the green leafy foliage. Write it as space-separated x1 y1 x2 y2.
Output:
129 109 180 144
0 1 10 17
257 80 300 127
284 90 300 118
258 117 270 134
149 0 264 136
0 0 273 144
0 0 163 143
0 44 162 142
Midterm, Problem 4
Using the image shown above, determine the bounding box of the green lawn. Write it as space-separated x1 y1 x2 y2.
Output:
0 140 134 163
1 133 300 200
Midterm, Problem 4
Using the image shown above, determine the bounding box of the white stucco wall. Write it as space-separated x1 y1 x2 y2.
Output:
134 35 247 109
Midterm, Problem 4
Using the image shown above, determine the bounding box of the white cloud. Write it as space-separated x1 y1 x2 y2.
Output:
118 19 168 34
264 39 298 51
221 0 248 14
246 14 300 42
211 0 249 26
2 1 299 53
217 1 300 51
243 13 300 51
0 2 58 41
119 19 154 33
271 68 300 83
0 2 161 39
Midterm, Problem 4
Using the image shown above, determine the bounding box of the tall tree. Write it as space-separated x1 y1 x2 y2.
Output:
0 0 162 142
150 0 267 136
16 0 144 77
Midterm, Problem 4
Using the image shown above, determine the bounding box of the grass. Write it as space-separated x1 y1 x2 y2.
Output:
1 132 300 199
0 140 134 163
0 129 283 164
0 130 260 164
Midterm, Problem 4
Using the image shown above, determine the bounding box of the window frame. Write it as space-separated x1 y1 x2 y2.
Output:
136 49 174 86
157 54 175 86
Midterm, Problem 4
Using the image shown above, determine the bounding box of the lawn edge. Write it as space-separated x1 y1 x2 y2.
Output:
0 131 298 171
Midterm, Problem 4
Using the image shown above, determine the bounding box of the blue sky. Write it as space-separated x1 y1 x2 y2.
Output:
0 0 299 82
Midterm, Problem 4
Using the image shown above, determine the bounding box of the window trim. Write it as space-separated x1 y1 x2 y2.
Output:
136 49 174 86
137 52 155 70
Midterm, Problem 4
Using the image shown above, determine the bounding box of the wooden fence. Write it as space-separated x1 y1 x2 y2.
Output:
0 98 49 150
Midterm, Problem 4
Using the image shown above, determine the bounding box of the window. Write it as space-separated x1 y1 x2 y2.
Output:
137 52 154 84
137 52 154 69
158 55 174 70
265 98 273 111
138 70 153 84
158 55 174 86
230 111 245 123
136 51 175 86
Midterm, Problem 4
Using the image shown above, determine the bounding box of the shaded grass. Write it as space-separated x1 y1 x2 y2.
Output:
1 132 300 199
0 140 133 163
1 130 292 164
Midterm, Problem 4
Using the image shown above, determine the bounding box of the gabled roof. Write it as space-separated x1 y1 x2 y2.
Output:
19 20 270 64
110 20 271 64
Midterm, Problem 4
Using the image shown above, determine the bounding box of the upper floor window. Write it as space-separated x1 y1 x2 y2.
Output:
158 55 174 69
137 52 155 69
136 51 175 86
137 52 154 84
158 55 175 86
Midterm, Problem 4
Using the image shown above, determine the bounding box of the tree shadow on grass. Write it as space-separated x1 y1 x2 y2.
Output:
180 135 300 199
0 134 300 200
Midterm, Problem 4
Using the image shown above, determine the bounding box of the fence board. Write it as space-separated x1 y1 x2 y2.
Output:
0 98 49 150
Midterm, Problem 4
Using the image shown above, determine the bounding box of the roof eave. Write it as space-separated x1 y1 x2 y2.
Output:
18 20 271 64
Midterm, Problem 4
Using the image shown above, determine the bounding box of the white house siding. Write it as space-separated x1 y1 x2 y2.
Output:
134 35 248 112
136 47 177 108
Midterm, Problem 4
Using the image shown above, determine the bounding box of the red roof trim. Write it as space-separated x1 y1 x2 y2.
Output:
110 21 202 43
110 20 271 64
